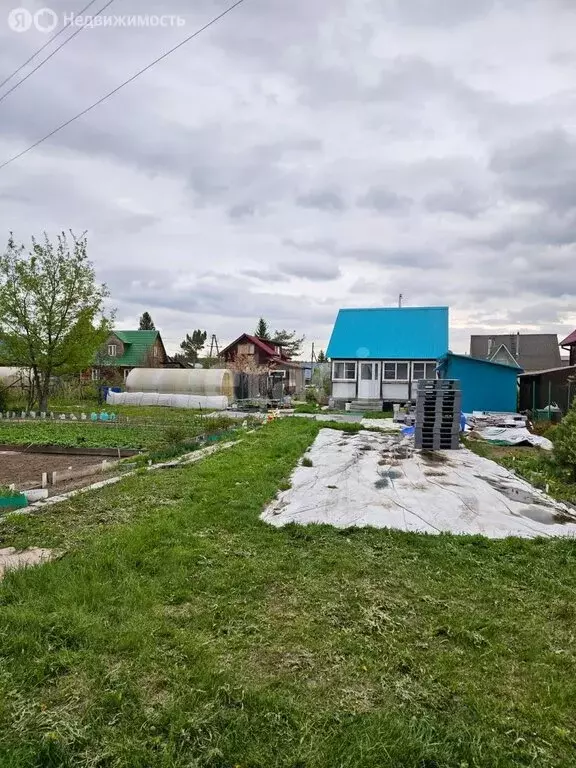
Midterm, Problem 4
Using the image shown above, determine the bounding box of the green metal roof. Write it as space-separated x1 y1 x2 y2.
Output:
99 330 160 367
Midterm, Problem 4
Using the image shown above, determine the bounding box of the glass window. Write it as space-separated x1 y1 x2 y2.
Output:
360 363 373 380
108 344 117 357
384 362 409 380
334 362 357 380
384 363 396 380
345 362 356 379
425 363 436 379
412 362 425 380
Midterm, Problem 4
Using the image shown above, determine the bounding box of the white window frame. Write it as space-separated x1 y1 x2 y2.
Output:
382 361 409 381
91 368 100 381
108 344 117 357
333 361 357 381
412 361 437 381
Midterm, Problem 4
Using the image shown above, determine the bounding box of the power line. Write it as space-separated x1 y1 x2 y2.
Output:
0 0 101 92
0 0 117 105
0 0 248 172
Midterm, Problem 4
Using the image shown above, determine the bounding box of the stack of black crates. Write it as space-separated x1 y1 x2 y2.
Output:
415 379 461 450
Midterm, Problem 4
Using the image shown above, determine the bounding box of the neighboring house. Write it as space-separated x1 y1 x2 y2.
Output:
326 307 449 405
560 328 576 366
219 333 304 395
470 333 560 372
87 330 168 381
437 353 522 413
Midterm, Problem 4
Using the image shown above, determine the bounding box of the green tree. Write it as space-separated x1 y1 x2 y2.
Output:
255 317 270 340
317 349 327 363
177 329 207 364
139 311 155 330
273 328 305 359
0 232 112 411
554 398 576 481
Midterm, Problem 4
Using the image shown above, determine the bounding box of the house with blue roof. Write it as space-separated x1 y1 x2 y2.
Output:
326 306 449 406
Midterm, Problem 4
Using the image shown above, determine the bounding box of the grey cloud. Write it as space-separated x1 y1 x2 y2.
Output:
490 129 576 211
424 186 491 218
282 238 337 254
386 0 495 27
228 203 256 219
285 238 441 270
341 247 445 270
277 260 341 281
241 269 290 283
474 209 576 250
296 189 346 211
111 271 338 326
357 187 412 213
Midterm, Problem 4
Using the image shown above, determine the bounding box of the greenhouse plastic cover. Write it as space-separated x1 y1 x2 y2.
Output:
106 391 229 410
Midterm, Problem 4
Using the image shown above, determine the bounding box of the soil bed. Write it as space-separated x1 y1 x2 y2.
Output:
0 450 110 491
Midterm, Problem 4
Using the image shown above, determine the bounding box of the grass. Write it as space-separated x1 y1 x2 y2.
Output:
361 410 394 419
465 438 576 506
1 420 576 766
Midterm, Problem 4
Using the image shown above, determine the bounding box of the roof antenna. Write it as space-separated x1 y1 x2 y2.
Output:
398 293 403 308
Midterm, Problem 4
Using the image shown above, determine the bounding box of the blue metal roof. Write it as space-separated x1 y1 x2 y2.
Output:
326 307 449 360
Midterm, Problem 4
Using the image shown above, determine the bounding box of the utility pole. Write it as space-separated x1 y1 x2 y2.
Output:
311 342 316 362
208 334 220 357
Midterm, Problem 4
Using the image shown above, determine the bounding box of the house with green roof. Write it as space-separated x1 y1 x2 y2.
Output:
88 330 168 381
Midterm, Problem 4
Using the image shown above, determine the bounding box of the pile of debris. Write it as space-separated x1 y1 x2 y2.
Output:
465 411 552 450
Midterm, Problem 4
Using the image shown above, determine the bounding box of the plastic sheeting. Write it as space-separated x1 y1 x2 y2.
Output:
106 391 229 410
262 428 576 538
477 427 553 451
125 368 234 397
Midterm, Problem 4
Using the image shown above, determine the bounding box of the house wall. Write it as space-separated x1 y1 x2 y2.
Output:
332 381 356 399
103 335 125 357
145 339 166 367
440 357 518 413
331 359 437 402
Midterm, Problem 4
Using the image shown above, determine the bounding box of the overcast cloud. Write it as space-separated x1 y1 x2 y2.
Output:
1 0 576 355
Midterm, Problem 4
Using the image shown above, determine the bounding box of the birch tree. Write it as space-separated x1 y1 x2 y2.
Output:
0 232 113 411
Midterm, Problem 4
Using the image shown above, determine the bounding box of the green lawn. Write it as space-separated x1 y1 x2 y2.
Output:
1 420 576 766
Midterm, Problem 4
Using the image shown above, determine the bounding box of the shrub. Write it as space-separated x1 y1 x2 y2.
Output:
305 389 317 404
0 383 9 412
553 399 576 481
160 425 188 446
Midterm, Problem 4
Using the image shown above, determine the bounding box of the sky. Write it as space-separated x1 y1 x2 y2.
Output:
1 0 575 358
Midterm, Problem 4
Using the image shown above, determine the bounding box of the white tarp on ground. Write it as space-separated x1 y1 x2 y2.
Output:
106 391 229 410
262 429 576 539
476 427 553 451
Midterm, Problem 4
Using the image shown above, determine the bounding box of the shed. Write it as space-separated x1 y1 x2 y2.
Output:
518 365 576 414
437 353 522 413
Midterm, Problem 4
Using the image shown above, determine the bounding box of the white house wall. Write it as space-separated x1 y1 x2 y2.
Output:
381 382 410 401
332 381 356 399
